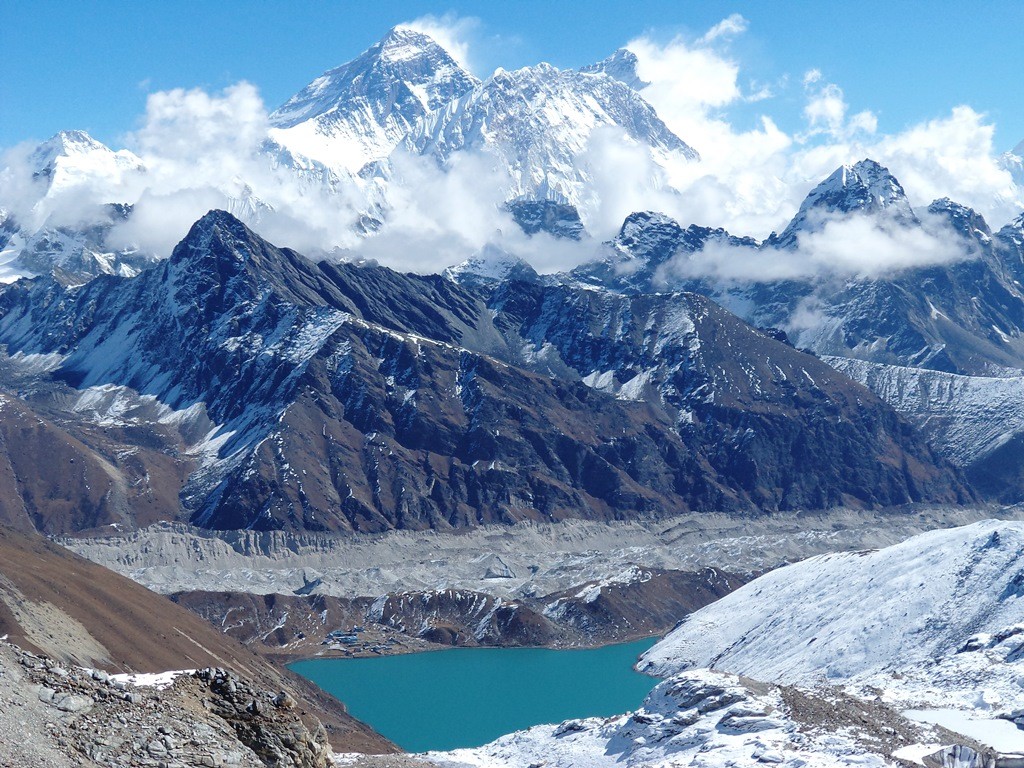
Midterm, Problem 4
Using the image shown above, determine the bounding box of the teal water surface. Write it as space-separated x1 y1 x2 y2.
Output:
290 637 658 752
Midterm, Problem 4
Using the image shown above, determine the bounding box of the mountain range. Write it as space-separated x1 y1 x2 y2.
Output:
3 26 1024 535
6 21 1024 768
0 210 969 535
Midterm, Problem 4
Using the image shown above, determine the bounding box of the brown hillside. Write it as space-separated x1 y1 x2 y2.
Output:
0 524 394 754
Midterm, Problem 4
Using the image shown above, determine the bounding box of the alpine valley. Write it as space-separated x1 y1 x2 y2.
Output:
3 17 1024 768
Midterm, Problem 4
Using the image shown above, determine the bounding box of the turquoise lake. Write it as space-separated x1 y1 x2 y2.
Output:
290 637 659 752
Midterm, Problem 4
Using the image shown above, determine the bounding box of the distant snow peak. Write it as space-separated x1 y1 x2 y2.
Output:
402 61 697 207
580 48 650 91
927 197 992 242
1000 143 1024 189
0 131 154 283
774 157 916 247
32 129 109 166
29 130 131 179
27 129 145 196
268 26 478 173
443 245 539 288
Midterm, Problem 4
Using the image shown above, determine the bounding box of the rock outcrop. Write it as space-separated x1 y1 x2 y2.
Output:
0 641 332 767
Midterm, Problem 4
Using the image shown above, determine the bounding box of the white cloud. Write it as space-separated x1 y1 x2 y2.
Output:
128 82 269 184
354 146 602 274
622 21 801 235
620 17 1022 240
2 14 1023 282
657 210 977 285
99 82 367 256
800 74 877 141
699 13 749 44
573 127 679 240
398 13 480 74
628 34 742 120
872 106 1021 223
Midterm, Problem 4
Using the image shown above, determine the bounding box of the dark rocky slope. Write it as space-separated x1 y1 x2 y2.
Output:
1 642 334 767
171 567 746 656
0 211 972 534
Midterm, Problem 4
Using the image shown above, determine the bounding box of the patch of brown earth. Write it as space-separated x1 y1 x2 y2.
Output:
0 525 393 754
172 567 747 658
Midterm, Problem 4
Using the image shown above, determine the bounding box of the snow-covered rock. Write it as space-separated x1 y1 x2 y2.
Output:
442 245 540 289
269 27 478 174
641 519 1024 721
580 48 649 91
431 668 955 768
401 62 697 207
423 520 1024 767
771 158 918 249
826 357 1024 468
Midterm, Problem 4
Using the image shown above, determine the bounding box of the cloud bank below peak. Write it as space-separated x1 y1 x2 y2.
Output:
1 14 1022 281
615 16 1023 239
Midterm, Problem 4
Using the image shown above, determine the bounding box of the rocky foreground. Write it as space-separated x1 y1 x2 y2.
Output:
429 668 992 768
0 641 331 767
0 524 392 755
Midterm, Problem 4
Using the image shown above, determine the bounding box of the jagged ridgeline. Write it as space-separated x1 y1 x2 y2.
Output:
565 160 1024 376
0 211 970 534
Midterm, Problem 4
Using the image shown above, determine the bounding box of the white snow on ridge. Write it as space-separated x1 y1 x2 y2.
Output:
0 232 35 283
430 521 1024 767
107 669 193 690
641 519 1024 716
827 356 1024 465
430 669 922 768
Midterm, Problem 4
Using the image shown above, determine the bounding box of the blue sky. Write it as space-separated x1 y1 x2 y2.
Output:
2 0 1023 151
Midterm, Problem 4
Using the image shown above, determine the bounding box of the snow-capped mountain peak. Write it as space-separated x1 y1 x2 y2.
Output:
1000 140 1024 189
24 129 145 197
580 48 649 91
774 158 917 247
268 27 478 174
927 197 992 243
31 130 109 169
0 131 152 284
442 244 540 289
401 61 697 207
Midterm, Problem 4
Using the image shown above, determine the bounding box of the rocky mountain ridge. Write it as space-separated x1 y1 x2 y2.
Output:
171 566 743 656
0 210 971 535
564 159 1024 376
